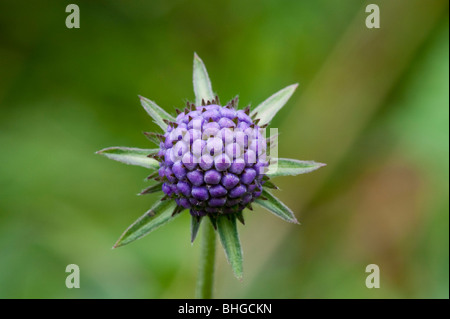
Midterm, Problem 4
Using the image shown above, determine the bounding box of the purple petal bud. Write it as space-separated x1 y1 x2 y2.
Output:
177 181 191 196
236 110 252 124
244 150 256 166
172 161 186 179
191 186 209 201
219 128 234 144
183 129 202 144
241 168 256 184
182 153 197 170
229 184 247 198
225 143 241 159
225 198 241 207
187 170 204 186
205 137 223 156
214 154 231 171
205 207 219 213
221 173 239 189
241 194 253 204
199 154 213 170
247 183 257 193
253 189 262 198
176 197 191 208
192 140 206 157
219 107 236 119
188 117 204 130
204 169 222 185
162 183 172 196
202 109 221 121
209 184 227 197
165 167 176 183
173 141 188 158
208 197 227 207
229 158 246 174
234 130 248 148
218 117 236 128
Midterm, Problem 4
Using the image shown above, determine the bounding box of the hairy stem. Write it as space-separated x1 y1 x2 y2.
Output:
195 221 216 299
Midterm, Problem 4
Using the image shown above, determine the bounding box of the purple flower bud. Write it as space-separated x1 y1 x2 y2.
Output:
221 173 239 189
172 161 186 179
191 186 209 201
214 154 231 171
187 170 204 186
182 153 197 171
225 143 241 159
241 168 256 184
204 169 221 185
177 181 191 196
176 197 191 208
199 154 213 170
229 184 247 198
229 158 246 174
218 117 236 128
208 197 227 207
209 184 228 197
205 137 223 156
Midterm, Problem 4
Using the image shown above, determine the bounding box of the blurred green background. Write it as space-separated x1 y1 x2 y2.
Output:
0 0 448 299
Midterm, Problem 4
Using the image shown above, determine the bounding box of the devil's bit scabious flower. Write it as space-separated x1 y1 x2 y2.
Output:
97 53 325 280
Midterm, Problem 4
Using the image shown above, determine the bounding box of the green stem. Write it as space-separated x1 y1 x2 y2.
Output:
195 221 216 299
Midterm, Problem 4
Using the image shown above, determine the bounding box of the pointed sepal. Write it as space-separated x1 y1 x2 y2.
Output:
139 95 175 130
254 189 299 224
190 215 203 243
193 53 215 106
250 84 298 125
217 215 243 280
113 200 180 248
96 147 160 170
138 183 163 195
266 158 326 177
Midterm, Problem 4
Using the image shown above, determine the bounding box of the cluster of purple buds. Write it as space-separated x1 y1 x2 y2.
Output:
150 97 270 217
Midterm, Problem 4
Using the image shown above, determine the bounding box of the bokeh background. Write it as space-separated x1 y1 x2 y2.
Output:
0 0 448 299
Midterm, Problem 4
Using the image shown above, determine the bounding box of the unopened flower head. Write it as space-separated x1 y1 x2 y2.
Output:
156 99 270 217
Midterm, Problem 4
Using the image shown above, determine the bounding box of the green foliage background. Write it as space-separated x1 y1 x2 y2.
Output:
0 0 448 298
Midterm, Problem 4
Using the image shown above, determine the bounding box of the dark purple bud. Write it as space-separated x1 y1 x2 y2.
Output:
187 170 204 186
188 116 204 130
176 197 191 208
221 173 239 189
202 109 221 121
199 154 213 170
244 150 256 166
225 198 241 207
177 181 191 196
182 153 197 170
218 117 236 128
205 137 223 156
208 197 227 207
214 154 231 171
225 143 241 159
162 183 172 196
172 161 186 179
192 186 209 201
241 168 256 184
219 107 236 119
204 169 222 185
190 209 207 217
229 158 246 174
205 207 219 213
209 184 227 197
165 167 177 183
192 140 206 157
229 184 247 198
247 183 257 193
241 194 253 205
252 189 262 198
236 110 252 124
